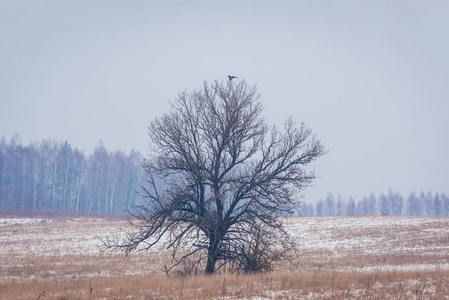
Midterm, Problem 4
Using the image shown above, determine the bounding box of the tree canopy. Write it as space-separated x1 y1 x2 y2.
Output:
106 79 325 274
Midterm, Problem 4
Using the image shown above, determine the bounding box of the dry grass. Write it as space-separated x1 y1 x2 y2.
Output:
1 216 449 299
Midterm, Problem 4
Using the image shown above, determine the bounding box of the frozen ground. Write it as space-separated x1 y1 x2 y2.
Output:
1 216 448 299
1 216 448 270
283 216 448 252
283 216 449 271
0 218 117 256
0 218 54 226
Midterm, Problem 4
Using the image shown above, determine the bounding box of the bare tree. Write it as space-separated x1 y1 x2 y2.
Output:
105 79 325 274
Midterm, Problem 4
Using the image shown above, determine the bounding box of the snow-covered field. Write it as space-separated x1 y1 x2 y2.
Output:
283 216 449 271
0 218 116 256
0 218 54 227
1 216 449 299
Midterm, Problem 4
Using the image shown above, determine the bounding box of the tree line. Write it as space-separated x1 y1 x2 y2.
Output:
0 135 145 216
1 135 447 218
301 190 449 217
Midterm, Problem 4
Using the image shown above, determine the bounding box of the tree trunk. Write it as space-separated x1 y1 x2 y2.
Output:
205 249 217 274
52 149 57 210
75 168 83 214
205 236 219 274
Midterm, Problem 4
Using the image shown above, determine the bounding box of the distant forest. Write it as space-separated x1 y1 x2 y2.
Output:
302 190 449 217
1 135 448 217
0 135 145 216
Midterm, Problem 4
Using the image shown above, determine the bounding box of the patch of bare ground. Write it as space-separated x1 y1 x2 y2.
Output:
1 216 449 299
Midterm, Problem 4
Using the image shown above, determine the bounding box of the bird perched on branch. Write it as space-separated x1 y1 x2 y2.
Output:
228 75 238 81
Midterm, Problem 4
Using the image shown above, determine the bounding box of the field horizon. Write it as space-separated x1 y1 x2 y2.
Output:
1 215 448 299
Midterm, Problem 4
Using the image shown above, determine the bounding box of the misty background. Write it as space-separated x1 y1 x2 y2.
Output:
1 1 448 204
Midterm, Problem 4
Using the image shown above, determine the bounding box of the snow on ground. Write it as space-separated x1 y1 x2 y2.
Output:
1 216 448 272
0 218 54 226
1 215 449 299
0 218 120 256
282 216 449 271
283 216 449 254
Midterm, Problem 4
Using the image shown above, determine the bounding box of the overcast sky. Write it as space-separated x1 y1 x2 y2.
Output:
1 1 448 203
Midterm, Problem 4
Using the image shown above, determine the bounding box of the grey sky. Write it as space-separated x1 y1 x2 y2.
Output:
1 1 448 203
